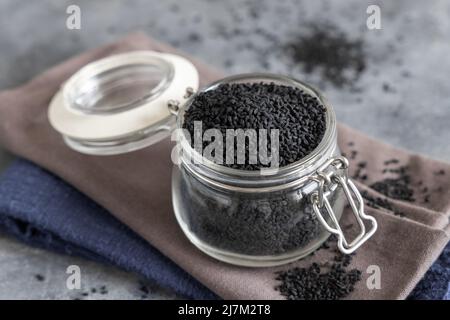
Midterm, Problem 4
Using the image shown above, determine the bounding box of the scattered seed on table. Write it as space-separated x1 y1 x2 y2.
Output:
99 285 108 295
34 274 45 282
284 23 366 88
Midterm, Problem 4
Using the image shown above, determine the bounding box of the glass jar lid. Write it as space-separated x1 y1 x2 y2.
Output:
48 51 199 155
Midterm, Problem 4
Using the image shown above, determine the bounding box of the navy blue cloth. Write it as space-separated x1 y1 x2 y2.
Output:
0 158 447 300
408 241 450 300
0 158 217 299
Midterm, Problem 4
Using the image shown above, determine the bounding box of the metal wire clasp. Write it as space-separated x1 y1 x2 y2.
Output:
309 156 377 254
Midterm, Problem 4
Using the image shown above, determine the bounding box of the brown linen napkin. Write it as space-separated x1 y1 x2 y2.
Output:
0 33 448 300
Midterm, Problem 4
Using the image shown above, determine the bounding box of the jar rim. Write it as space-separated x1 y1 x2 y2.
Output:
176 73 337 189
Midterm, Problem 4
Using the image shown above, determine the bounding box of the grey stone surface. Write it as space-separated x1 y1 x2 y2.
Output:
0 234 178 300
0 0 449 299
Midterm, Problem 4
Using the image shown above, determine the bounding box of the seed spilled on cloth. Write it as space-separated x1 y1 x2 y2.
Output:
275 235 362 300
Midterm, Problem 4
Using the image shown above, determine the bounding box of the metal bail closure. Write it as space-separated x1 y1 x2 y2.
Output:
309 156 377 254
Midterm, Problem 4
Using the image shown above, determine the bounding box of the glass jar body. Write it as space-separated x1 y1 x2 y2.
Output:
172 151 345 267
172 74 346 267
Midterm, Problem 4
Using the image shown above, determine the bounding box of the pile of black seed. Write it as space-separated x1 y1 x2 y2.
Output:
183 82 327 170
275 236 362 300
275 263 361 300
285 24 366 88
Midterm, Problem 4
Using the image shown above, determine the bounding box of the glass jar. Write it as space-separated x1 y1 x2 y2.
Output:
48 52 377 267
171 74 377 267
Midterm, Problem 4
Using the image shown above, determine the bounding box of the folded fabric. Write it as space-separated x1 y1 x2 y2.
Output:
0 33 449 299
0 158 448 299
0 158 216 300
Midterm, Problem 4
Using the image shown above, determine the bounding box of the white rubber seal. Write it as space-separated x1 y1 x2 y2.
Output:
48 51 199 141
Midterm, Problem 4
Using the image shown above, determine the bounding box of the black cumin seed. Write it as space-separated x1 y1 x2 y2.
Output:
34 274 45 282
361 190 405 217
139 285 149 294
370 166 415 202
183 82 327 170
180 170 341 255
275 249 361 300
99 285 108 295
384 158 400 165
358 161 367 168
